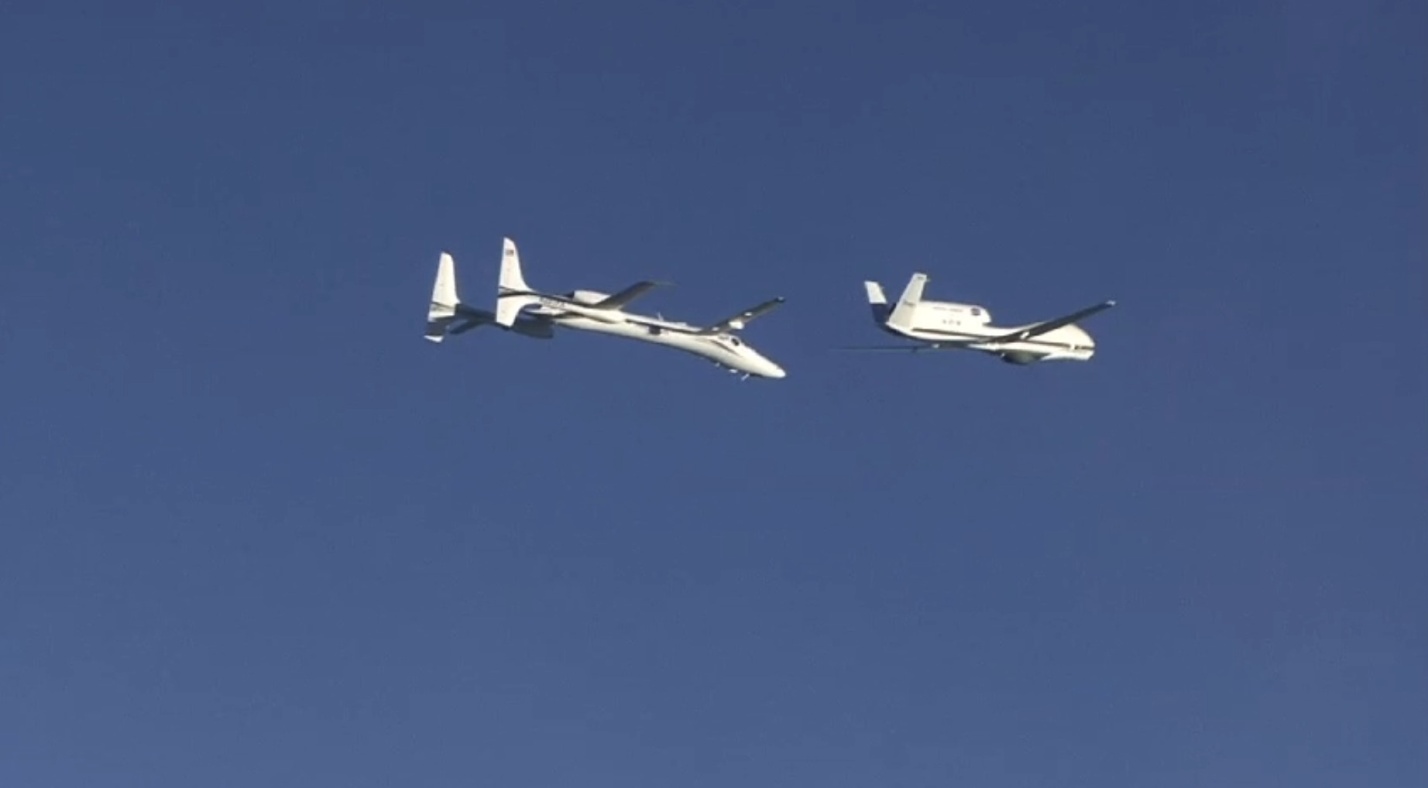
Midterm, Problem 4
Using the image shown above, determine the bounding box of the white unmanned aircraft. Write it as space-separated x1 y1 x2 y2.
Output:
425 238 787 379
852 272 1116 364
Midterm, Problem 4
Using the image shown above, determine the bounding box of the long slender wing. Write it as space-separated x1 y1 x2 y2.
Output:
833 343 959 352
984 300 1116 344
593 281 663 310
696 297 786 335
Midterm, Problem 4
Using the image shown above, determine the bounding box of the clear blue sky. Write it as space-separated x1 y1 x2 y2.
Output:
2 1 1424 785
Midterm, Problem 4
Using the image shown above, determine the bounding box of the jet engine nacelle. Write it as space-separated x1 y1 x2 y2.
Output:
568 289 610 304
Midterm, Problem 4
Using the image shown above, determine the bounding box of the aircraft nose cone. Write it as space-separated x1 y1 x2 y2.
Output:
766 363 786 379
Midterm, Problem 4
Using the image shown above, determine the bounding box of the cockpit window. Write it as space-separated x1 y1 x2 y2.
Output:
727 336 742 346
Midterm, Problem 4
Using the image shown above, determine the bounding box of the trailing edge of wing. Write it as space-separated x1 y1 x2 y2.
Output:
697 296 786 334
986 300 1116 344
593 280 664 310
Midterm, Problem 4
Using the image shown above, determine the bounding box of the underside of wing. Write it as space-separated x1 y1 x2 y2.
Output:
985 300 1116 344
593 281 662 310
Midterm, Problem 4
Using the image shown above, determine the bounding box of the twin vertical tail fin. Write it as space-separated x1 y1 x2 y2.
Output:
495 237 540 327
885 272 926 330
863 281 892 323
425 252 461 343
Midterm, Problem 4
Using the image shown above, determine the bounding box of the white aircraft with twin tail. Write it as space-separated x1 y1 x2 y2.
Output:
425 238 787 379
852 272 1116 364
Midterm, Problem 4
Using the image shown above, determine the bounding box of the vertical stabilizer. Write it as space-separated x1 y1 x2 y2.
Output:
498 237 531 293
886 272 927 330
863 281 892 323
495 237 540 327
425 252 460 343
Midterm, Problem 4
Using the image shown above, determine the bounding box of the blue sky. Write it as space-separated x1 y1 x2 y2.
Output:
2 1 1424 785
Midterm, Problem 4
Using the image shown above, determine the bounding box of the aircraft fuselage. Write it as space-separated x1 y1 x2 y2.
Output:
531 308 787 379
880 309 1097 363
